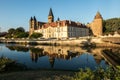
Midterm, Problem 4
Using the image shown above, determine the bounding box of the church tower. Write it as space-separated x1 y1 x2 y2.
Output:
29 16 37 35
48 8 54 23
87 11 103 36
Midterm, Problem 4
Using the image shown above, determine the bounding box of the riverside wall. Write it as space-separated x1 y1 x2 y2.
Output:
1 37 120 47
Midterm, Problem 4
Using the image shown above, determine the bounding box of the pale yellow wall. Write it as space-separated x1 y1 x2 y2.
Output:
87 18 102 37
34 23 89 38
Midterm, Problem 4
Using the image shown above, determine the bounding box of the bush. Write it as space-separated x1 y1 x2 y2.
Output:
74 66 120 80
30 33 43 38
0 56 27 72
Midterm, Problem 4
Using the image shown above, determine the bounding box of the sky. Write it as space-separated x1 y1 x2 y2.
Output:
0 0 120 32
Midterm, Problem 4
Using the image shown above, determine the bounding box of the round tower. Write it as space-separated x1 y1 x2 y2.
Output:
90 11 103 37
94 11 103 36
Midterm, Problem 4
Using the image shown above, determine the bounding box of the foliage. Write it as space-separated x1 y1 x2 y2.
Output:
103 18 120 34
0 56 14 72
74 66 120 80
0 56 27 72
14 27 25 34
30 33 43 38
15 32 29 38
0 56 120 80
8 28 15 34
6 27 28 38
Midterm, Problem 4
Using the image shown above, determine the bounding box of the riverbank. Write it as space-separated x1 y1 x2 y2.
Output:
0 56 120 80
1 38 120 48
0 70 75 80
0 66 120 80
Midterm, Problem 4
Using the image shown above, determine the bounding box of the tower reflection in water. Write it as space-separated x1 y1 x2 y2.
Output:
5 44 120 70
30 46 81 68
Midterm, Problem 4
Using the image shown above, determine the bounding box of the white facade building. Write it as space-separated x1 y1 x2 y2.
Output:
29 8 89 39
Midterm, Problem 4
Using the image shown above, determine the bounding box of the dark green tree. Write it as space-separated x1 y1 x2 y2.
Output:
8 28 15 34
16 32 29 38
103 18 120 34
16 27 25 32
14 27 25 35
6 27 28 38
30 33 43 38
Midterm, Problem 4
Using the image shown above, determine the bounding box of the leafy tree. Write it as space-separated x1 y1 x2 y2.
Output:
102 20 106 33
16 27 25 33
8 28 15 34
30 33 43 38
5 34 12 38
14 27 25 35
16 32 29 38
103 18 120 34
6 27 28 38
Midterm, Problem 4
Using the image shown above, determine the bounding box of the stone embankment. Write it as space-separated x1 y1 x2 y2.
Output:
0 37 120 47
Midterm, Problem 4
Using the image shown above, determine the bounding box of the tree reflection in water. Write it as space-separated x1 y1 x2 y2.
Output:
5 44 120 70
6 44 29 52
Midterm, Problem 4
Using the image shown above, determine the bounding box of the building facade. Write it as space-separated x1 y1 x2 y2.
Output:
87 12 103 37
29 8 89 39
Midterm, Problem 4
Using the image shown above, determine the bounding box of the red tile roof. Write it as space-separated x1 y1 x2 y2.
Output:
38 20 87 29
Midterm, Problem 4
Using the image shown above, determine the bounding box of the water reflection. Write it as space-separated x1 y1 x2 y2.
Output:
6 44 29 52
1 44 119 70
102 48 120 67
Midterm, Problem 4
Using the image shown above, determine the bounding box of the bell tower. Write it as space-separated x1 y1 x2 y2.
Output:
29 16 37 35
48 8 54 23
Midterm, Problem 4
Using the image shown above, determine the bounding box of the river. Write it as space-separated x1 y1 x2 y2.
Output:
0 43 120 70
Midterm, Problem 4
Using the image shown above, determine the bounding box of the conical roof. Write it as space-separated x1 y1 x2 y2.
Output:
33 16 37 21
94 11 102 19
48 8 54 17
30 17 33 21
57 17 60 21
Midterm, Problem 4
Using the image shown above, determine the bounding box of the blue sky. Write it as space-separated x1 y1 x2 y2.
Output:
0 0 120 32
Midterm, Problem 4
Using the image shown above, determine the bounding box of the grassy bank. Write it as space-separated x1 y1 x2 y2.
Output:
0 56 27 72
0 66 120 80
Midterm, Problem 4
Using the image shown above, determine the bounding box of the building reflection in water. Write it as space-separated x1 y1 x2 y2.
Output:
5 44 120 69
102 48 120 67
30 46 81 68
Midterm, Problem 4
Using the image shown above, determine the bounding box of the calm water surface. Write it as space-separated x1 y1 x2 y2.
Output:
0 43 119 70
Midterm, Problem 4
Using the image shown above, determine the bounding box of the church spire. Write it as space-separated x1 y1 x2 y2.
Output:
30 17 33 21
48 8 54 17
33 16 37 21
48 8 54 23
94 11 102 19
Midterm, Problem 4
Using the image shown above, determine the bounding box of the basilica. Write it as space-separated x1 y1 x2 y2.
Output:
29 8 103 38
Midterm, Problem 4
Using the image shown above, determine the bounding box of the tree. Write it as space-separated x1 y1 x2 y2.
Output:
16 32 29 38
30 33 43 38
6 27 28 38
8 28 15 34
15 27 25 35
103 18 120 34
16 27 25 32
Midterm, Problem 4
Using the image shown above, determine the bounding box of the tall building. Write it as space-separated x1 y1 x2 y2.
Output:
29 8 89 38
87 12 103 37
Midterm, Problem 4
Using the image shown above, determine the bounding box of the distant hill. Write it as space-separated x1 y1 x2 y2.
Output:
103 18 120 34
